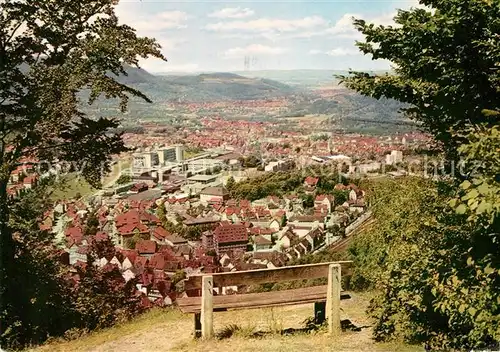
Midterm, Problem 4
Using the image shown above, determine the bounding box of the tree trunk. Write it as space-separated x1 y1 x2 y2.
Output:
0 176 14 331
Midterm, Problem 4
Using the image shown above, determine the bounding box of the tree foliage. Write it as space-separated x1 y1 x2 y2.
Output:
225 176 236 192
332 190 349 206
451 125 500 225
73 237 143 332
229 166 346 201
1 185 144 348
340 0 500 157
0 0 164 348
349 169 499 349
342 1 500 346
116 174 132 185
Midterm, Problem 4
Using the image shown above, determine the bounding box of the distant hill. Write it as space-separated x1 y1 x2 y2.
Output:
232 69 392 88
110 65 159 85
282 87 416 134
109 67 298 102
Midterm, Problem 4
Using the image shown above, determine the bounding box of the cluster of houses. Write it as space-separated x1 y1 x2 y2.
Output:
38 176 367 306
6 157 39 198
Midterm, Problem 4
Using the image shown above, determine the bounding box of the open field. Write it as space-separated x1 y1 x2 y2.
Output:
49 175 96 201
31 293 423 352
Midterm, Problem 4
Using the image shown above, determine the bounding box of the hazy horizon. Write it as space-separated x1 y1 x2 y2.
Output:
115 0 422 73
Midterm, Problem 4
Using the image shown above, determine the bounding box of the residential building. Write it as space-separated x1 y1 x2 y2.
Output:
158 145 185 165
304 176 319 193
386 150 404 165
200 186 229 204
158 147 177 164
213 222 248 255
202 230 214 250
253 235 273 251
187 174 219 185
264 159 294 172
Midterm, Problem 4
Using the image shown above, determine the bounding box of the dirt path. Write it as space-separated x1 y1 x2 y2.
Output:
89 318 192 352
33 294 422 352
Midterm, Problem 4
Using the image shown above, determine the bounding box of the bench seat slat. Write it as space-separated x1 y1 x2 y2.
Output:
177 285 350 313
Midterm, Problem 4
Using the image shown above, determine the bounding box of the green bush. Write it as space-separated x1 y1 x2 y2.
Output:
1 192 145 349
349 172 500 350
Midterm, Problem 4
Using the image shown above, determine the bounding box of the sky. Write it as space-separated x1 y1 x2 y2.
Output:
115 0 421 73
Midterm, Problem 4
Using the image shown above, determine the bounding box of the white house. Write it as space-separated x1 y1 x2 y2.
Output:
122 269 136 282
122 257 133 270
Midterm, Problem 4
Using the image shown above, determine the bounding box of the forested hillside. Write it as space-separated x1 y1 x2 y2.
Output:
115 68 298 102
284 93 413 133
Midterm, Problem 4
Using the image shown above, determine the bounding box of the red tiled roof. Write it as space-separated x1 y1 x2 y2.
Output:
225 207 241 216
136 240 157 254
315 194 332 202
76 245 89 255
214 223 248 244
152 226 171 240
254 235 272 245
239 199 251 208
120 249 139 263
267 196 280 203
250 227 276 235
166 233 188 245
39 223 52 231
274 209 286 217
149 253 168 270
334 184 349 190
117 222 149 235
304 176 319 186
131 183 148 192
65 227 84 243
95 231 109 241
135 256 149 268
115 210 141 227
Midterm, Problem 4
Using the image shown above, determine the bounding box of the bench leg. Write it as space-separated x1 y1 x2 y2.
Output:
314 302 326 324
194 313 201 338
201 275 214 339
326 263 341 335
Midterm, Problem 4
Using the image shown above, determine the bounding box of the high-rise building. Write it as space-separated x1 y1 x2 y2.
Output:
175 144 184 163
157 147 177 165
391 150 403 164
157 145 185 165
386 150 404 165
132 152 159 169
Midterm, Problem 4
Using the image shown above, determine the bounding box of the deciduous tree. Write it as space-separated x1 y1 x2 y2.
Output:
0 0 165 344
341 0 500 157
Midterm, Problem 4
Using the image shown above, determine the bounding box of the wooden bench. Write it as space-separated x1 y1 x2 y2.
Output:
177 261 352 339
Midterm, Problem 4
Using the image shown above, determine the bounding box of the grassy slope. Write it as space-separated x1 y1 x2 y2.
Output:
48 156 131 201
102 157 132 187
49 175 96 201
32 293 422 352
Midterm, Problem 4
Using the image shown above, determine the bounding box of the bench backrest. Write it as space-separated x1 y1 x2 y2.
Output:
184 260 353 291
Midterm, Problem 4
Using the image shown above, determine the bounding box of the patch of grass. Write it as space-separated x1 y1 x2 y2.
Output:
30 308 186 352
216 324 257 340
266 307 284 334
49 174 96 201
185 150 203 159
